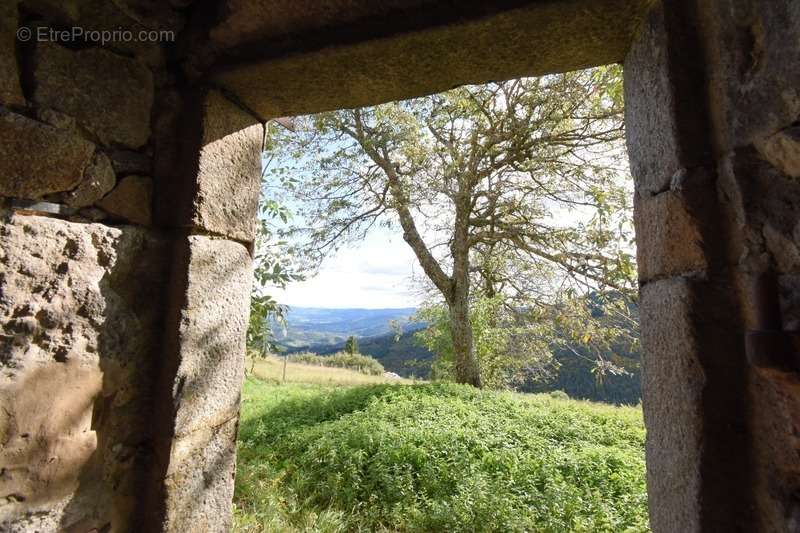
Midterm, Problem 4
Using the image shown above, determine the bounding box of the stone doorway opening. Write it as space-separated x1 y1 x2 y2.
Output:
236 62 649 531
2 1 799 532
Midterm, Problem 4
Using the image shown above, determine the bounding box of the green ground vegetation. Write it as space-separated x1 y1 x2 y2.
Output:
234 376 649 532
286 351 386 376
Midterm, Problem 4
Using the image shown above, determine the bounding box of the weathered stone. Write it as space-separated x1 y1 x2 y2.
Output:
21 0 79 23
0 2 24 107
154 235 251 531
207 0 652 117
37 107 78 131
725 148 800 275
193 90 262 242
106 148 153 175
4 1 799 531
172 236 251 438
64 151 116 208
22 0 176 66
77 206 108 222
107 0 184 32
98 175 152 225
0 362 101 527
161 417 238 532
763 223 800 274
0 110 95 199
640 277 705 533
756 126 800 178
634 189 706 282
705 1 800 148
0 212 167 530
34 42 153 148
748 371 800 533
623 3 681 196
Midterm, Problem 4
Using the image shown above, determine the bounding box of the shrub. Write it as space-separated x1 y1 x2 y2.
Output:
235 379 649 532
287 351 385 376
550 390 570 400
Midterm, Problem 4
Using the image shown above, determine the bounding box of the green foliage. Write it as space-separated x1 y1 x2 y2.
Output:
247 191 304 357
415 296 557 389
519 292 641 405
413 290 641 402
344 335 359 355
549 390 570 400
264 67 636 387
326 327 434 378
287 351 385 376
530 348 641 406
234 379 649 532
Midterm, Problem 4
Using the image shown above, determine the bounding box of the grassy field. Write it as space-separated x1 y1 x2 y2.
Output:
234 376 649 532
247 356 413 386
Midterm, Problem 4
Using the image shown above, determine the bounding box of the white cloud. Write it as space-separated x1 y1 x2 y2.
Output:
274 228 421 309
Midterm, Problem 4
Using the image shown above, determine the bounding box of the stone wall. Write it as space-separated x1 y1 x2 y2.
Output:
0 2 169 530
626 1 800 531
0 213 166 531
712 1 800 529
0 2 259 531
1 0 798 531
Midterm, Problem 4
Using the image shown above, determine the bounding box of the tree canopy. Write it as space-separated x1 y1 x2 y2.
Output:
266 66 637 387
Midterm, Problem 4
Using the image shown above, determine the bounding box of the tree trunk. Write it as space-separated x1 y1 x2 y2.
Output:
449 187 482 388
356 122 482 387
449 286 482 387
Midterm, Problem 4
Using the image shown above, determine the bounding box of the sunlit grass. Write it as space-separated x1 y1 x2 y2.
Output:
246 355 413 386
234 377 648 532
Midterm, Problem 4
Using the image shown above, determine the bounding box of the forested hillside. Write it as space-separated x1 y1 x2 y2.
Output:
317 328 433 377
523 344 641 405
272 307 417 349
270 304 641 404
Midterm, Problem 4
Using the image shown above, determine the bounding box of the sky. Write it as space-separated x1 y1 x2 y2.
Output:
273 226 423 309
266 74 632 311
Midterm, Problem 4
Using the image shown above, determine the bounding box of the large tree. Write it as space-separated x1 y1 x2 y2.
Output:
267 66 635 387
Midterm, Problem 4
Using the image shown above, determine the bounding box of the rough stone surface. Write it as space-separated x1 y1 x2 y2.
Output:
172 236 250 439
623 3 681 196
162 417 238 533
704 0 800 149
748 370 800 533
64 151 117 208
713 6 800 527
193 90 261 242
639 278 705 533
0 110 95 199
106 148 153 176
634 189 706 282
77 206 109 222
96 0 184 33
4 0 798 531
755 126 800 179
37 107 78 131
158 235 251 532
98 175 153 225
22 0 180 66
725 148 800 276
212 0 652 118
627 2 800 531
34 42 154 148
208 0 433 50
0 212 166 531
0 2 25 107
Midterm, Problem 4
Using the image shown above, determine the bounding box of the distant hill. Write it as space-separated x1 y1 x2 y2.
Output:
272 302 641 404
318 329 434 378
273 306 419 350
